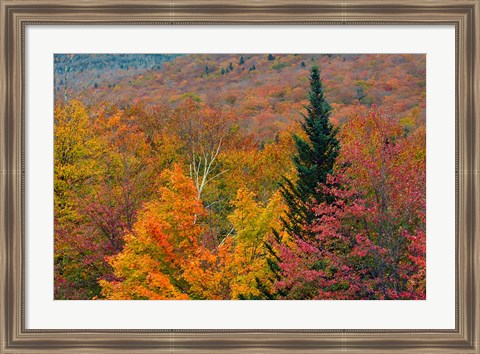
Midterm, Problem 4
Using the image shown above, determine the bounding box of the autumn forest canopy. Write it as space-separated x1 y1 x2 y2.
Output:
54 54 426 300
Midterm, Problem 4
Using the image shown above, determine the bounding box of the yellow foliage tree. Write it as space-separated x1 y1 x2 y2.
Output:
54 100 102 223
224 188 284 299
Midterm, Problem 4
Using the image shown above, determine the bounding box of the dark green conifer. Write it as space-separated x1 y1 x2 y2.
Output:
258 65 340 299
279 64 339 240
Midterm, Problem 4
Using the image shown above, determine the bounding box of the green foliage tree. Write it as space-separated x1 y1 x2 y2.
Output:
279 64 340 240
354 86 364 102
258 65 340 299
239 56 245 65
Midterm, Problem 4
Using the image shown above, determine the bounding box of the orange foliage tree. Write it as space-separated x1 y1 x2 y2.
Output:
100 164 231 299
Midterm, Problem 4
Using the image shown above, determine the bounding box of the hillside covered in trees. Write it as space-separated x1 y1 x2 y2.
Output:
54 54 426 300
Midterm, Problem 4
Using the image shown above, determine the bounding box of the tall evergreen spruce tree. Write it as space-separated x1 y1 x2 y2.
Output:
280 64 340 241
257 65 340 299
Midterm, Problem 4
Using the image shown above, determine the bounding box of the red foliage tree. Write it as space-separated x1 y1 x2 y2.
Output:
274 108 426 299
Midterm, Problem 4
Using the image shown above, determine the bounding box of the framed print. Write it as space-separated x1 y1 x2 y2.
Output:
1 0 479 352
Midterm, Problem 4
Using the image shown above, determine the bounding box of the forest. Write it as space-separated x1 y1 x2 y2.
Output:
54 54 426 300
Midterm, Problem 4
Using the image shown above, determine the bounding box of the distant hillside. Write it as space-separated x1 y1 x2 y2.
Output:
56 54 426 141
54 54 180 100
